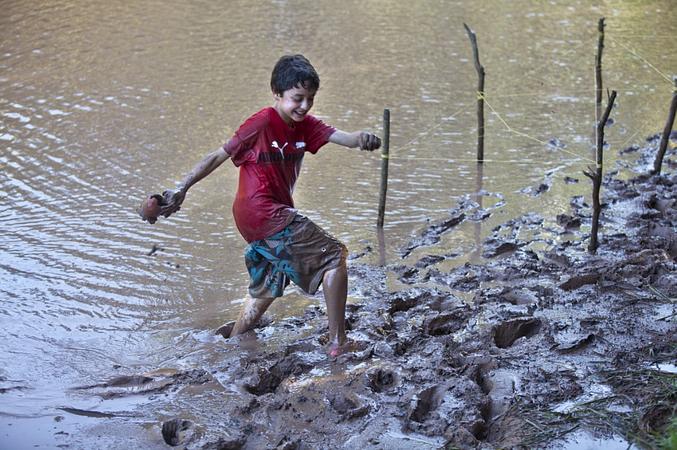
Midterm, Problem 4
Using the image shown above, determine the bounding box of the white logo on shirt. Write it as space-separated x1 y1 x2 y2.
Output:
271 140 288 157
295 142 306 149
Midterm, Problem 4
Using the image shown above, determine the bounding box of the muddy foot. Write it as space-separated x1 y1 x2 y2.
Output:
326 339 368 358
215 321 235 339
215 315 274 339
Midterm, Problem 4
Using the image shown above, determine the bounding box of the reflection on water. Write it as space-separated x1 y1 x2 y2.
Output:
0 0 675 445
554 430 640 450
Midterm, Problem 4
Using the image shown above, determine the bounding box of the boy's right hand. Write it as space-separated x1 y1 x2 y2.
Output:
358 132 381 151
160 188 186 218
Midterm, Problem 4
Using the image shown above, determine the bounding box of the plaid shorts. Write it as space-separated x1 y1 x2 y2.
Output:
244 215 347 299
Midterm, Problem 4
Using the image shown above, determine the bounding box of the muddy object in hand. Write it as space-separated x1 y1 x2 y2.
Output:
138 194 165 224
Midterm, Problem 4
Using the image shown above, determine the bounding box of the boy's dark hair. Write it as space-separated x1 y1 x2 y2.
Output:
270 54 320 95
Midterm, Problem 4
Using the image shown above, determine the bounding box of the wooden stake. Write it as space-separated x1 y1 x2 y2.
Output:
377 227 386 267
377 109 390 229
472 162 484 260
653 76 677 175
584 90 617 254
595 18 605 125
464 23 485 163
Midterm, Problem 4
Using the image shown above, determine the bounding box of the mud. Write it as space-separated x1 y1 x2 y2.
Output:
43 138 676 448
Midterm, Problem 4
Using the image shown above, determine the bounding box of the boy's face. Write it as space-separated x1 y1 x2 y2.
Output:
273 84 316 125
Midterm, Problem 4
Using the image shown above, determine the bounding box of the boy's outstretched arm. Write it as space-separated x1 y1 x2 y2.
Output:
160 148 230 218
329 130 381 151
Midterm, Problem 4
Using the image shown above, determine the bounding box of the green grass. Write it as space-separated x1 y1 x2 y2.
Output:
660 417 677 450
507 366 676 449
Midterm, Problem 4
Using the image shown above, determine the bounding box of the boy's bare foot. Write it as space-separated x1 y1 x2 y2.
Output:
326 339 363 357
215 321 235 339
214 314 274 339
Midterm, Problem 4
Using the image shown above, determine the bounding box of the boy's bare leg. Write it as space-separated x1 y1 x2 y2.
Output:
229 295 275 337
322 263 348 351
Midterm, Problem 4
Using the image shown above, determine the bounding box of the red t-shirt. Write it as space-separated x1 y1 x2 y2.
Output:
223 107 335 242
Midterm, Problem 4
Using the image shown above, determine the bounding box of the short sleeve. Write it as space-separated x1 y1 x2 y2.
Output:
223 109 269 166
302 115 336 154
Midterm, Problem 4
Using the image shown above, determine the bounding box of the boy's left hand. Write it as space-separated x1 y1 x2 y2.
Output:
358 132 381 151
160 188 186 218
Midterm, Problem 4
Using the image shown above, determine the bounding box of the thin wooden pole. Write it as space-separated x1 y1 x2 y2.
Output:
585 90 617 254
472 162 484 260
464 23 485 163
377 227 386 267
377 109 390 229
653 76 677 175
595 18 606 125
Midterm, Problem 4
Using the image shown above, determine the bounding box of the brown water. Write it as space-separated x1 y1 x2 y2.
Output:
1 0 675 447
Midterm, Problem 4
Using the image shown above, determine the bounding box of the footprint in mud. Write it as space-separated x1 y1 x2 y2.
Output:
366 368 398 393
387 294 421 315
243 355 313 396
161 418 193 446
493 318 541 348
408 385 443 425
500 287 539 306
424 311 465 336
404 383 487 439
329 392 370 421
390 335 418 357
387 289 449 315
480 369 520 422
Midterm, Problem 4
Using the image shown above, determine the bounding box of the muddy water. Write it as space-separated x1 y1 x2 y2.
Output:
1 0 675 448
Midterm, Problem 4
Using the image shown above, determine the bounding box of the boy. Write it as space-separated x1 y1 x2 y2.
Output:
145 54 381 356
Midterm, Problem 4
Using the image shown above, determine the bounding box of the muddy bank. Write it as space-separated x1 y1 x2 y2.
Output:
56 138 675 449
